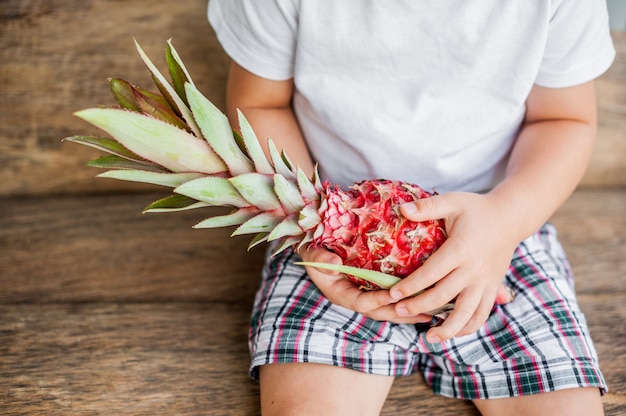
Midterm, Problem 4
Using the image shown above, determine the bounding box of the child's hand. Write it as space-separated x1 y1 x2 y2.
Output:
389 192 520 343
299 246 433 324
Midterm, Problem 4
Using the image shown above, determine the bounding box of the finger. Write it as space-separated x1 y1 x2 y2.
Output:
456 294 496 337
394 267 465 316
399 194 454 222
365 304 434 324
389 247 457 301
425 285 482 343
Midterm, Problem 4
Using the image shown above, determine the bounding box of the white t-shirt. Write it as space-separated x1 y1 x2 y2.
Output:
208 1 615 193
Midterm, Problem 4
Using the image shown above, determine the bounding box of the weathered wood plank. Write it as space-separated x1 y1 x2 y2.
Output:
0 193 265 304
0 1 625 196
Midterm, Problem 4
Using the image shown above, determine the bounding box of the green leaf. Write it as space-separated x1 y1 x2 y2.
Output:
133 86 188 130
143 194 209 212
64 135 145 162
87 155 168 172
75 108 227 174
229 173 281 211
237 109 274 174
175 176 249 207
273 174 305 213
233 212 282 236
185 83 253 176
166 39 193 106
267 138 296 179
193 207 258 228
133 39 202 138
267 216 303 241
295 262 401 289
297 167 319 203
109 78 141 111
98 170 203 188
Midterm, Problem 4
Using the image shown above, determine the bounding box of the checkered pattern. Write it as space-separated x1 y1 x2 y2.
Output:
248 223 607 399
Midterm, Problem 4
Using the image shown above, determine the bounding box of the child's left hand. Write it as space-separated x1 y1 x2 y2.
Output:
389 191 521 343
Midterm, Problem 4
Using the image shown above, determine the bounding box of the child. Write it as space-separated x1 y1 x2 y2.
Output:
208 1 615 414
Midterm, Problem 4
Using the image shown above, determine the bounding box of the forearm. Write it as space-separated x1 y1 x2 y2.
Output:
225 62 315 176
488 112 596 242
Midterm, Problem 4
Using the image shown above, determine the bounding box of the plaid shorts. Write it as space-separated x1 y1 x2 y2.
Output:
248 223 607 399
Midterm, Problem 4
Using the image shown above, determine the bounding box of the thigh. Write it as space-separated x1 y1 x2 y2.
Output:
473 387 604 416
260 363 394 416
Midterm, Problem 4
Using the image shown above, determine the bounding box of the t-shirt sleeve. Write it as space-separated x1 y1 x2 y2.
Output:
208 0 298 81
535 0 615 88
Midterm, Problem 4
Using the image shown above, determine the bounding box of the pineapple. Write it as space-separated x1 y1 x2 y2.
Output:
66 40 501 317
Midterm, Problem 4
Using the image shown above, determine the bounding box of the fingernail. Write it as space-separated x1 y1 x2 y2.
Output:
396 305 410 316
389 288 402 301
401 203 417 216
427 334 442 344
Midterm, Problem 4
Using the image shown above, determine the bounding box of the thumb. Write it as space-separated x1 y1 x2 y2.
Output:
400 194 450 222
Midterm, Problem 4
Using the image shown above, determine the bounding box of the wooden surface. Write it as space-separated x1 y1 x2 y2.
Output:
0 0 625 197
1 189 625 415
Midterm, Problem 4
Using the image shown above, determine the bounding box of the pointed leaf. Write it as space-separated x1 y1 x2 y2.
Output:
144 194 209 212
267 138 296 179
133 87 188 130
267 216 303 241
75 108 227 174
237 109 274 174
297 167 319 203
64 135 146 162
295 262 401 289
166 39 193 106
194 207 258 228
109 78 141 111
233 212 282 236
134 39 202 138
185 83 253 175
272 236 301 255
175 176 249 207
298 204 322 231
229 173 281 211
273 174 305 213
98 170 203 188
248 232 270 250
87 155 168 172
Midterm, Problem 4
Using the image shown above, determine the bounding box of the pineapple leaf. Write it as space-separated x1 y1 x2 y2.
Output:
267 138 296 179
194 207 258 228
248 232 270 250
185 83 253 176
75 108 227 174
64 135 145 162
272 236 301 256
132 85 189 130
296 167 319 203
233 212 282 236
133 39 203 138
229 173 282 211
87 155 168 172
297 204 322 231
109 78 141 111
98 170 203 188
175 176 250 207
273 174 306 213
267 216 303 241
143 194 209 213
236 109 274 175
166 38 193 106
295 262 401 289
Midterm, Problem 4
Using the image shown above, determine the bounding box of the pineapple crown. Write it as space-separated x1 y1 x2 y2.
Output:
66 39 325 254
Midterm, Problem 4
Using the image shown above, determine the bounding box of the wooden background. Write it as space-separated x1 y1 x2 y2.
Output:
1 1 625 415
